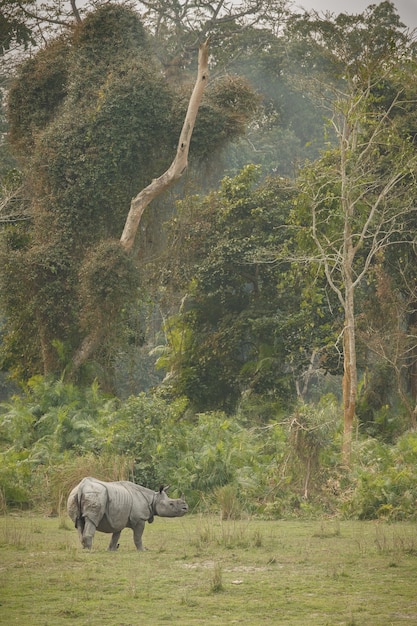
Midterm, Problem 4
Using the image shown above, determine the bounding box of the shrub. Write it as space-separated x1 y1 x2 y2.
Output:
345 433 417 520
3 377 417 521
0 377 115 507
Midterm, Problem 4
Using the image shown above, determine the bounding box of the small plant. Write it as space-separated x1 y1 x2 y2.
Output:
224 520 261 549
313 520 341 538
193 516 265 551
0 519 29 548
179 593 199 607
213 484 242 520
59 514 71 530
210 562 224 593
374 525 417 556
194 517 215 549
253 529 263 547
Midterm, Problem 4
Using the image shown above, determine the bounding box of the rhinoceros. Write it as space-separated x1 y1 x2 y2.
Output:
67 476 188 551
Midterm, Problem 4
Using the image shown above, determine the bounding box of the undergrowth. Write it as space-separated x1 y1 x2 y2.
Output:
1 378 417 522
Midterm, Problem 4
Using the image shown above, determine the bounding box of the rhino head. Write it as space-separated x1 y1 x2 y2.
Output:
153 486 188 518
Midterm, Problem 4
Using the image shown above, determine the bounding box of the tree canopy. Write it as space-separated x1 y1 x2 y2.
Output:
0 3 257 383
286 1 417 459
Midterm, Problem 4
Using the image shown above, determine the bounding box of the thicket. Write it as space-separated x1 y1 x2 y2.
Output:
1 376 417 521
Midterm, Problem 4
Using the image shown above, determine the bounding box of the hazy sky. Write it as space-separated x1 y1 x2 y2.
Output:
293 0 417 29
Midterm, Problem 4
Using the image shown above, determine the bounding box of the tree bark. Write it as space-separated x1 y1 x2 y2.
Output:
69 40 210 376
120 39 209 253
342 306 357 465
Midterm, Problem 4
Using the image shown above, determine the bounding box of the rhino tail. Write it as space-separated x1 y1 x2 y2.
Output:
74 490 85 532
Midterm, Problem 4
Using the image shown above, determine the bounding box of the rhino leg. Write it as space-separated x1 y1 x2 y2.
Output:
133 520 146 551
75 516 85 545
81 517 97 549
108 531 121 551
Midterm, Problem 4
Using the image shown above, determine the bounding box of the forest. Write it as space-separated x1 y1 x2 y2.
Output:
1 0 417 521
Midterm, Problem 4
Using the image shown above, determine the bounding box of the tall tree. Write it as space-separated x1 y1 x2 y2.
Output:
289 2 417 462
1 3 257 384
215 20 327 177
71 35 211 374
156 166 294 411
0 1 290 66
137 0 289 71
154 165 339 413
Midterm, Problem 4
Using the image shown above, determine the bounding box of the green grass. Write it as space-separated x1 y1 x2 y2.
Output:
1 514 417 625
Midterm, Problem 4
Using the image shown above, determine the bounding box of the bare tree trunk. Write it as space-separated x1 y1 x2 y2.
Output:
69 40 210 376
120 40 209 253
342 270 357 465
340 126 357 465
408 309 417 427
296 349 318 400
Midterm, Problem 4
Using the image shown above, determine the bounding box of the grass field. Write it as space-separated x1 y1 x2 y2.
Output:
1 513 417 625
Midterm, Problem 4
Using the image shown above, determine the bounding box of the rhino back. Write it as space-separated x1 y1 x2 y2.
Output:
120 482 154 525
98 482 133 532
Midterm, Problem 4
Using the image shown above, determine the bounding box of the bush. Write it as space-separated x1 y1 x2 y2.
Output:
0 449 32 508
2 377 417 521
0 377 116 507
96 402 271 510
345 433 417 520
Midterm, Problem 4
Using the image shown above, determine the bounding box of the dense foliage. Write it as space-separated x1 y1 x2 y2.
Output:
0 0 35 54
2 377 417 522
155 165 341 413
1 3 257 383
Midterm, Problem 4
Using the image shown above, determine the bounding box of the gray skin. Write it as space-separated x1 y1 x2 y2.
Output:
67 476 188 551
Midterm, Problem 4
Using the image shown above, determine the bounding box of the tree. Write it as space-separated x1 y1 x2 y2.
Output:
289 2 417 462
137 0 289 72
356 260 417 436
0 1 35 55
0 0 290 68
1 3 257 385
71 34 211 375
154 165 338 413
216 20 327 177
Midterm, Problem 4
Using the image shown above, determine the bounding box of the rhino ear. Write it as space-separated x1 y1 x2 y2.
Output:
163 485 170 493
